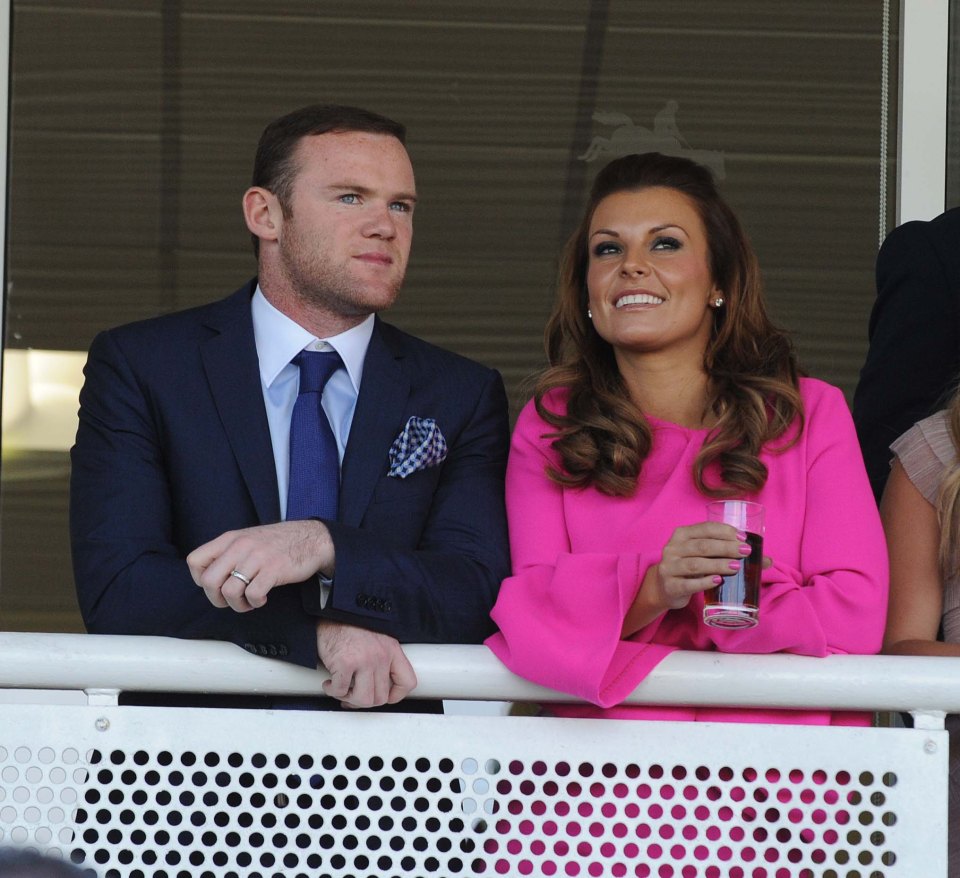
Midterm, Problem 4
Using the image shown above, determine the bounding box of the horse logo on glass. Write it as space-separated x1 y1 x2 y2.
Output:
579 101 726 180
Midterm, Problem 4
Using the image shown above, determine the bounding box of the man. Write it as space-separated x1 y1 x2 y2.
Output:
853 206 960 502
70 104 510 708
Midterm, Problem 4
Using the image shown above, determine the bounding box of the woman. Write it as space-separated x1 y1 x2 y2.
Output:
485 152 887 724
881 387 960 873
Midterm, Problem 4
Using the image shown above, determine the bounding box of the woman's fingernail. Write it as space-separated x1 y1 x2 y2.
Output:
711 575 724 585
728 561 741 571
736 530 747 541
738 544 751 555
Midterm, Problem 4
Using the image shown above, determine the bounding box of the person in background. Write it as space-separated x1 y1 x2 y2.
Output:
853 206 960 502
0 849 92 878
881 384 960 876
486 151 887 724
70 104 510 709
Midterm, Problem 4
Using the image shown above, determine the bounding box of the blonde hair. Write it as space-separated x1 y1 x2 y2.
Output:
938 389 960 577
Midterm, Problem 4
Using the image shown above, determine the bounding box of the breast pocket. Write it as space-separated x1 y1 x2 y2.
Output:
371 467 441 505
365 470 442 546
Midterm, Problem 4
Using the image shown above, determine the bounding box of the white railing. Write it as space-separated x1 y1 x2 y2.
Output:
4 632 960 716
1 632 958 877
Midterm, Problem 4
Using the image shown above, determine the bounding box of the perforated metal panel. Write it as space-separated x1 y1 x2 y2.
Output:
0 704 948 877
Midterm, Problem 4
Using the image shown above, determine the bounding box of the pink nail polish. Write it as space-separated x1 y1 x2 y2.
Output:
728 560 741 571
736 530 747 541
738 544 751 556
712 575 723 585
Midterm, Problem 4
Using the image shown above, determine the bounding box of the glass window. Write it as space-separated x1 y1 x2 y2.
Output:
1 0 894 631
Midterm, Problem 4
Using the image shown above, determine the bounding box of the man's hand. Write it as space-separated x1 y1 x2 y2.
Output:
317 620 417 709
187 520 335 612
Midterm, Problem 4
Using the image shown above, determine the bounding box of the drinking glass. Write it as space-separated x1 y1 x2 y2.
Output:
703 500 764 629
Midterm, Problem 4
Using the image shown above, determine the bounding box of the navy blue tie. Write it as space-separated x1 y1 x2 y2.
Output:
286 350 343 522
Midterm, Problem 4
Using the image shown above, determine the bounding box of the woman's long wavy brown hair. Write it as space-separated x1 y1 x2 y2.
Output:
535 152 802 498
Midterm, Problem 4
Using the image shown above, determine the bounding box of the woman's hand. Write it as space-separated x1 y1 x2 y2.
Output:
622 521 766 637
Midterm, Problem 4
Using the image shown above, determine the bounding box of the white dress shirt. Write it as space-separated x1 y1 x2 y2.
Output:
251 285 374 519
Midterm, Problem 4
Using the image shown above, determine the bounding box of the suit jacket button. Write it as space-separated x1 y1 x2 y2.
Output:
243 643 257 654
278 645 289 657
257 644 268 656
383 602 393 612
356 595 368 608
267 645 278 657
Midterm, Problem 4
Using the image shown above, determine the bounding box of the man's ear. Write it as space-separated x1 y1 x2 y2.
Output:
242 187 283 244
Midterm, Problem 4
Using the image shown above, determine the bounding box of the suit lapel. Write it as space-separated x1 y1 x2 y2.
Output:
200 284 282 525
340 320 410 526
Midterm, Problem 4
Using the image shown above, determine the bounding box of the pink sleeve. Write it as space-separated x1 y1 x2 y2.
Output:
708 383 889 657
485 399 675 707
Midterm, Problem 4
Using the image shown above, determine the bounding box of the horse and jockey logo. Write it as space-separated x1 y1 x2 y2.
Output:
579 101 725 180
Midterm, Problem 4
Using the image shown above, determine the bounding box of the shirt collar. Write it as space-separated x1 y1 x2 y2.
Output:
251 285 375 393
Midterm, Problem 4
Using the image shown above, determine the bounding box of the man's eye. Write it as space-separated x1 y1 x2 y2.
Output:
592 241 621 257
652 236 681 251
390 201 412 213
339 193 360 204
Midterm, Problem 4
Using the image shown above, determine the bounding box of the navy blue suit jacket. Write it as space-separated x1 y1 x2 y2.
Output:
70 281 511 669
853 207 960 502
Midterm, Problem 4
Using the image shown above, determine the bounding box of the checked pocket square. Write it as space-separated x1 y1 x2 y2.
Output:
388 417 448 478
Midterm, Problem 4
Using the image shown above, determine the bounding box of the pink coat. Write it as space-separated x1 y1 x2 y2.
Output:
486 378 888 725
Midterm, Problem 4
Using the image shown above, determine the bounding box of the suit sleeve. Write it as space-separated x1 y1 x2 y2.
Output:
70 330 317 664
853 220 960 501
318 368 511 644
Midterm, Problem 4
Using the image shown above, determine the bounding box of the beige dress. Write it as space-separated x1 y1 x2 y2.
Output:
891 409 960 875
